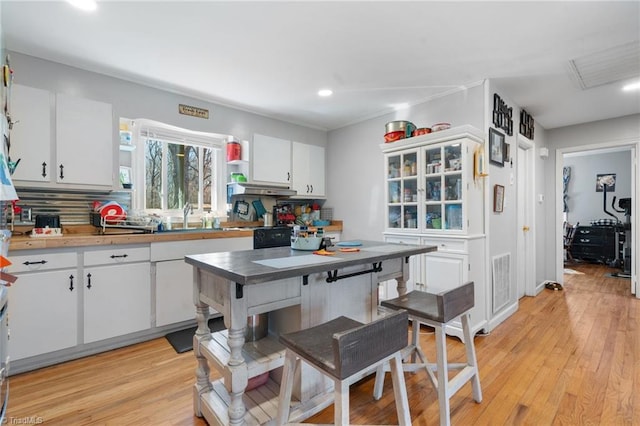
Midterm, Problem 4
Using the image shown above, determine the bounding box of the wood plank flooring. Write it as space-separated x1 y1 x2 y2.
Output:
6 263 638 425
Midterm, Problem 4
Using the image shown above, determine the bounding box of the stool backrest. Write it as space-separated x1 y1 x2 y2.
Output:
332 310 408 379
433 281 475 323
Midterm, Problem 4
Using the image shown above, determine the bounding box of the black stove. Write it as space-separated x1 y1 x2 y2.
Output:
253 226 291 249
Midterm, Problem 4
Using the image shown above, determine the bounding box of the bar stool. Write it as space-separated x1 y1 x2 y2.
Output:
276 310 411 425
373 282 482 426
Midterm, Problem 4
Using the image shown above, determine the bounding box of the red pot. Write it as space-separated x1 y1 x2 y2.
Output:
384 130 405 143
413 127 432 136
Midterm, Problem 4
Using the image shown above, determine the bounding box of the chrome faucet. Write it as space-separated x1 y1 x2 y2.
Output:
183 202 192 229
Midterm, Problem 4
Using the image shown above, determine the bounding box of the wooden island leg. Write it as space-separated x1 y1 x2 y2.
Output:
226 283 249 425
395 257 411 296
193 301 212 417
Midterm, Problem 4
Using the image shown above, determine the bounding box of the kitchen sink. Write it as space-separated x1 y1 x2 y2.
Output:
157 227 219 233
157 226 255 233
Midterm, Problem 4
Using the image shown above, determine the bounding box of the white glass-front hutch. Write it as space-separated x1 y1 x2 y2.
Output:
381 125 488 338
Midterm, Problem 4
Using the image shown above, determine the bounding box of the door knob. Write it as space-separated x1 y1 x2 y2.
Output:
522 226 530 232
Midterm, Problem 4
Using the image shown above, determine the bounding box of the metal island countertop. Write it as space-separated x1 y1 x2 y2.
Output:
185 240 437 285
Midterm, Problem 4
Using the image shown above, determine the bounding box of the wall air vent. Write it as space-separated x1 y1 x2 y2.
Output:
568 41 640 90
492 253 511 314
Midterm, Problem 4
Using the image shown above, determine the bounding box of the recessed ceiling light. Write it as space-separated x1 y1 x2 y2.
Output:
622 81 640 91
66 0 97 12
318 89 333 97
393 103 409 110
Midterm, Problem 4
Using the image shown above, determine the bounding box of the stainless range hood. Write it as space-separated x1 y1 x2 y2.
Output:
227 182 297 197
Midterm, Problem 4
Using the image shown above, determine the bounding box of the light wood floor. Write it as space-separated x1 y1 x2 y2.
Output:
6 263 638 425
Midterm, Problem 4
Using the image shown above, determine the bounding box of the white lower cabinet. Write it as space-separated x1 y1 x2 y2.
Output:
151 237 253 327
421 236 487 337
83 246 151 344
383 233 487 338
7 250 79 361
155 259 194 327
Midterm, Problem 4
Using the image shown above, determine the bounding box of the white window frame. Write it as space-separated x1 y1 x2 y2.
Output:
129 119 229 217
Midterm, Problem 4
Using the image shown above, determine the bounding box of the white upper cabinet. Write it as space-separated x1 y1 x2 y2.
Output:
382 126 483 235
9 85 114 189
10 84 52 182
56 93 114 187
291 141 325 198
252 134 291 185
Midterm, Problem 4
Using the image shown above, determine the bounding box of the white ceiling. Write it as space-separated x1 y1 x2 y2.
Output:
3 1 639 131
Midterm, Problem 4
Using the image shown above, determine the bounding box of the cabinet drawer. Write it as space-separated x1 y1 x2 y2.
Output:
420 237 467 254
84 246 150 266
574 236 604 245
575 227 608 237
8 251 77 273
384 235 420 245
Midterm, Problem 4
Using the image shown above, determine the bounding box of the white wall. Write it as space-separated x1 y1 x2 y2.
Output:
9 52 327 150
326 83 485 241
563 151 632 225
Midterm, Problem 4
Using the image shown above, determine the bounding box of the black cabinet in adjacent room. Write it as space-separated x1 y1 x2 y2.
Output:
571 225 618 264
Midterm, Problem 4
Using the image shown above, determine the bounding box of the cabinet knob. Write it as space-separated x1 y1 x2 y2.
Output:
86 273 92 289
59 164 65 180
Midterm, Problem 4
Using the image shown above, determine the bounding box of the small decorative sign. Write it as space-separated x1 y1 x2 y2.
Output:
520 109 535 139
178 104 209 119
492 94 513 136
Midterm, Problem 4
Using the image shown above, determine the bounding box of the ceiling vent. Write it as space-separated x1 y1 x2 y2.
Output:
568 41 640 90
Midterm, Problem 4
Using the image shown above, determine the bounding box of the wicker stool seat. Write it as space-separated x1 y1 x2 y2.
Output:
373 282 482 426
276 310 411 425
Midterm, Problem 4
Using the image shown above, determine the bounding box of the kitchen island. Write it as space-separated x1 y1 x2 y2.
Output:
185 240 436 425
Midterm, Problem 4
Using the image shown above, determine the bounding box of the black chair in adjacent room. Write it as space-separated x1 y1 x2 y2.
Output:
563 221 579 263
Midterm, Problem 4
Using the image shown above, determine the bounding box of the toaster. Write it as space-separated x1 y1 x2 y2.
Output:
35 214 61 228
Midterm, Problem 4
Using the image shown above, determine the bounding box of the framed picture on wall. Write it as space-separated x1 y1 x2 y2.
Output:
493 184 505 213
595 173 616 192
119 166 133 189
489 127 505 167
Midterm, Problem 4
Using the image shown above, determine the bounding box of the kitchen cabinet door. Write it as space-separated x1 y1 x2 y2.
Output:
292 142 325 198
8 269 78 360
10 84 52 183
155 260 195 327
84 262 151 343
252 134 291 185
56 93 114 187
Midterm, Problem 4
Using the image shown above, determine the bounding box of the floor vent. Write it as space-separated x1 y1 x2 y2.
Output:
492 253 511 313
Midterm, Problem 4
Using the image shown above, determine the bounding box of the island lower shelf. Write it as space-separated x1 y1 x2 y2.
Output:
198 329 286 380
200 377 334 426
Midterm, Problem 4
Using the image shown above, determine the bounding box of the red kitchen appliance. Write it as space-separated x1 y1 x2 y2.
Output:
226 140 241 162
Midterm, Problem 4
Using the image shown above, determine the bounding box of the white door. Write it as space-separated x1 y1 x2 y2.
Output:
516 138 535 297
